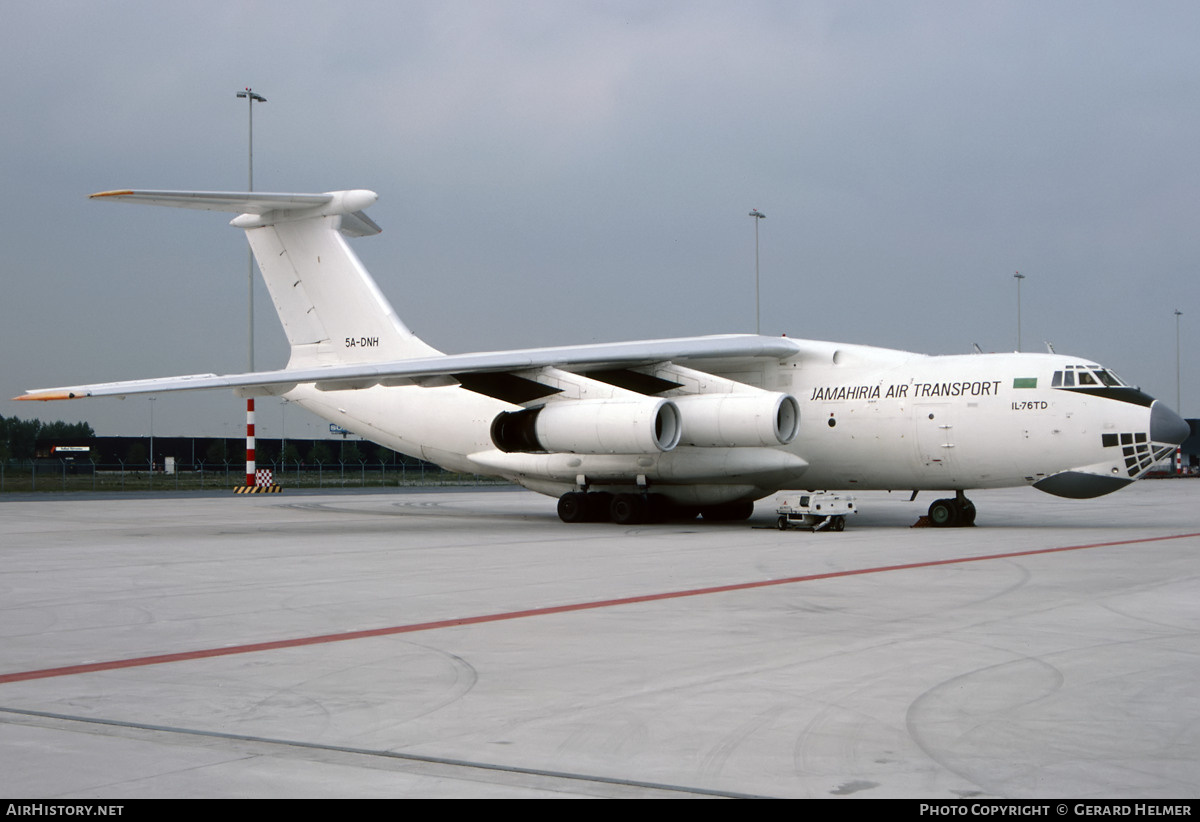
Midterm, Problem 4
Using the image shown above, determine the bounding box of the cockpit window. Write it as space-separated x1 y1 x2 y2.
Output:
1053 366 1126 389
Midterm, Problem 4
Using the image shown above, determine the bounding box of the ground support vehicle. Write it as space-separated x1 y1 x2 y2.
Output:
775 493 856 531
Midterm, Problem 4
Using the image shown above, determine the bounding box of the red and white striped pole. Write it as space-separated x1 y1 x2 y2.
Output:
246 397 256 486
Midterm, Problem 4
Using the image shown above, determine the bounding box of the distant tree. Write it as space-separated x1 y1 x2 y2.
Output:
308 441 332 465
281 442 303 466
2 416 42 461
255 440 279 465
205 440 228 465
126 442 148 465
37 421 95 440
0 415 95 462
341 442 362 463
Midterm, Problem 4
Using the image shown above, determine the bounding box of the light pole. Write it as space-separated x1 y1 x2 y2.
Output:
1175 309 1183 412
148 396 155 473
236 88 266 371
280 398 287 479
749 209 766 334
236 88 266 488
1013 271 1025 351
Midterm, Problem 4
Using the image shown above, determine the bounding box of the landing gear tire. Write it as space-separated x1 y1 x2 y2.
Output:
928 498 960 527
585 492 613 522
557 492 589 523
927 496 976 527
558 491 617 523
611 493 649 525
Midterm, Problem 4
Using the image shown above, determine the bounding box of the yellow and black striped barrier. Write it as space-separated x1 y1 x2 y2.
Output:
233 485 282 494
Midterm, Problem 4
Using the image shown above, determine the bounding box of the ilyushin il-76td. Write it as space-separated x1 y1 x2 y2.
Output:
18 188 1190 526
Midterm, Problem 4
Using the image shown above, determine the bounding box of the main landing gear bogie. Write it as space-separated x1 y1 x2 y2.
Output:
557 491 752 525
926 493 976 527
556 491 611 523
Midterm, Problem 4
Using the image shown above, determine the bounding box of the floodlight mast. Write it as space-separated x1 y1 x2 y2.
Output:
749 209 765 334
1175 308 1183 413
236 87 266 488
1014 271 1026 352
236 88 266 371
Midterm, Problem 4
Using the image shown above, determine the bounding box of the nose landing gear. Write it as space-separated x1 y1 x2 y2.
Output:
926 492 976 527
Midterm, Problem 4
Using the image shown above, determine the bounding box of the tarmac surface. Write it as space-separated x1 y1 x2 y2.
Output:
1 482 1198 798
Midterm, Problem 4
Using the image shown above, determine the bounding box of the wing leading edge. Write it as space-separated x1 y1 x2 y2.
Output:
16 334 806 402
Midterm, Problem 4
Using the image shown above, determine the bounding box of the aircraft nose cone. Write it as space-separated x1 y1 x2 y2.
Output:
1150 401 1190 445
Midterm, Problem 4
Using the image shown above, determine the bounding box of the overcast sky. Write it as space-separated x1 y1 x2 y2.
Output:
2 0 1197 440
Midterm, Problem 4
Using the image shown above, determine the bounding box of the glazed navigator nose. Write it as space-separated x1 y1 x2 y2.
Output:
1150 401 1190 445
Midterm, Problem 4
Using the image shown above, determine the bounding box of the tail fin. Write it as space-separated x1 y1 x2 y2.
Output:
90 189 440 367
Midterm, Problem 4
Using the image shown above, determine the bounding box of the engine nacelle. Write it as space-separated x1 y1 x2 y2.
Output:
491 399 682 455
673 392 800 447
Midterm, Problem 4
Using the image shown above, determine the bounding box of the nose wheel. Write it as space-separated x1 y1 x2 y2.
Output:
927 494 976 527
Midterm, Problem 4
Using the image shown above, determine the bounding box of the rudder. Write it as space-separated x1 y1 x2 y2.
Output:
243 213 440 367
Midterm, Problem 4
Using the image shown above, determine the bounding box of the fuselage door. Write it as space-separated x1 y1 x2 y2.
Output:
915 402 957 477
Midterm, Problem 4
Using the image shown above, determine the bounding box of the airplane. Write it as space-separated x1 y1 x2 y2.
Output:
17 188 1191 526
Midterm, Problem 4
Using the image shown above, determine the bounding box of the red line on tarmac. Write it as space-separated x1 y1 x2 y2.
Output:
3 531 1199 686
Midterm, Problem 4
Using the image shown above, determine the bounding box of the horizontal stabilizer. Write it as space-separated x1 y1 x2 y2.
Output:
91 189 381 235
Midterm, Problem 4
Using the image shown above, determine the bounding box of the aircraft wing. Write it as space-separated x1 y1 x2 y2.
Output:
16 334 805 402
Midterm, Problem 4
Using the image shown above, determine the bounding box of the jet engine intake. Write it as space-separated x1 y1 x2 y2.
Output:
491 399 682 455
673 392 800 447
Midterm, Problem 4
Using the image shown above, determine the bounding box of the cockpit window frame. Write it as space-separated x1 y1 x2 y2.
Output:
1053 366 1128 391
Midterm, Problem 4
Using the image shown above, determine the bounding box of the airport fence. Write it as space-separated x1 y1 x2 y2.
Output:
0 460 508 493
